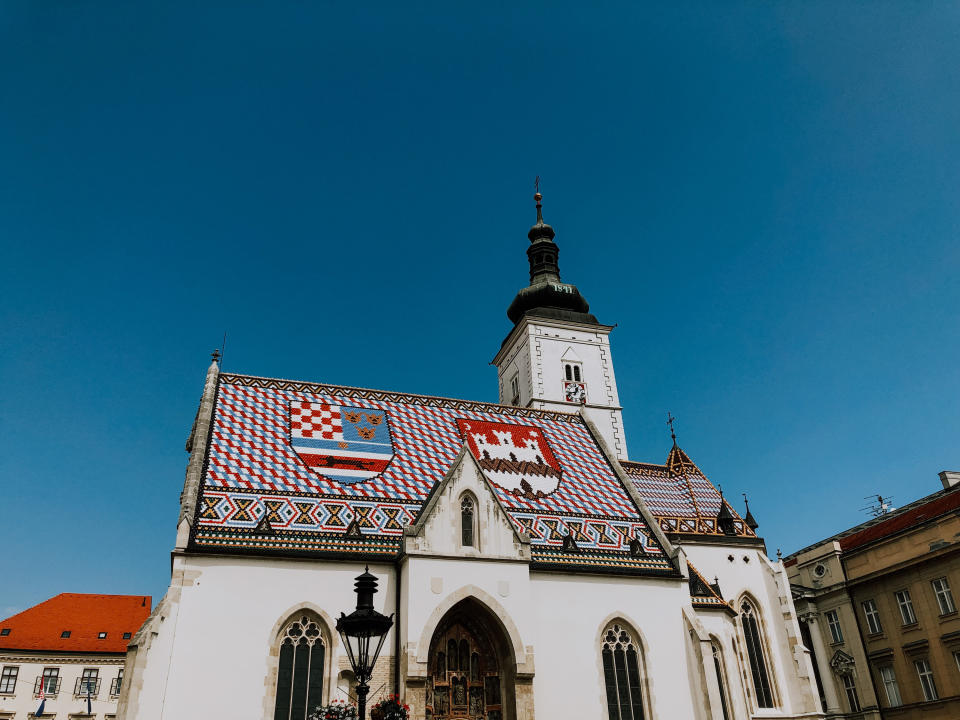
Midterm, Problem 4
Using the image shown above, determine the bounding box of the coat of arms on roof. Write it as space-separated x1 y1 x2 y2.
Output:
456 419 562 498
289 401 394 484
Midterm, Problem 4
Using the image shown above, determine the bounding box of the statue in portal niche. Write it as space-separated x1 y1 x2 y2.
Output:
452 676 467 706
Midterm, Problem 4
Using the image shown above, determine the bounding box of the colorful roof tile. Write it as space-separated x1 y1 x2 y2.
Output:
0 594 151 654
622 445 756 539
192 373 675 574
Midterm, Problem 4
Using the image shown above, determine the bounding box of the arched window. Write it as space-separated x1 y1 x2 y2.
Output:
601 623 645 720
461 495 475 547
274 614 326 720
711 641 731 720
565 364 573 381
573 365 581 381
741 600 774 708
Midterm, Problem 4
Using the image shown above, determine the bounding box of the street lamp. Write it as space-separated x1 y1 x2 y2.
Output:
336 567 395 720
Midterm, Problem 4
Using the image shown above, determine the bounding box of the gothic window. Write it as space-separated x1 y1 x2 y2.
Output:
428 620 501 719
601 623 645 720
740 600 774 708
711 642 731 720
509 374 520 405
461 495 475 547
274 614 325 720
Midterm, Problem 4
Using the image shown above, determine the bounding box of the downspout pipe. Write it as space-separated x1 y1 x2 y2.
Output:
394 554 402 698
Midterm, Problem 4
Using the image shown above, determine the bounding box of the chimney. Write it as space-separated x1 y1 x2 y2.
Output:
939 471 960 489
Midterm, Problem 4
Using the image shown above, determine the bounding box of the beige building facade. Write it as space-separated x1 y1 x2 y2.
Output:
786 472 960 720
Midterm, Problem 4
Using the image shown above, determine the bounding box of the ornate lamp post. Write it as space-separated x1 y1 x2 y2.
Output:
336 567 395 720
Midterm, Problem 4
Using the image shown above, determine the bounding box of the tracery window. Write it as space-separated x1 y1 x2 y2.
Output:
274 615 325 720
461 495 475 547
740 600 774 708
711 642 731 720
601 623 645 720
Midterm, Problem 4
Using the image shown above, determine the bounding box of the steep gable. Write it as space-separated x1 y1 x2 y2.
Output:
403 447 531 561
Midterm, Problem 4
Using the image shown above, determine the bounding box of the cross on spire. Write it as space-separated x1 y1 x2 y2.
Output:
667 412 677 443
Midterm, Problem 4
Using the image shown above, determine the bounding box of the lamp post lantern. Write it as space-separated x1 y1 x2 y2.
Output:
336 567 394 720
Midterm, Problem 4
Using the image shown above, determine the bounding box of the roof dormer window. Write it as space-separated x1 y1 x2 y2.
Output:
98 632 107 639
0 629 9 636
61 631 71 638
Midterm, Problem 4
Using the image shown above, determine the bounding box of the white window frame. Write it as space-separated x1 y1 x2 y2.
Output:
895 589 917 625
915 658 938 701
0 666 17 694
862 599 883 635
841 673 860 712
825 609 843 643
932 577 956 615
879 665 902 707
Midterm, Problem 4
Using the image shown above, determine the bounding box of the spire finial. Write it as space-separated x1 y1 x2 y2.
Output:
211 349 221 364
667 412 677 444
534 176 544 224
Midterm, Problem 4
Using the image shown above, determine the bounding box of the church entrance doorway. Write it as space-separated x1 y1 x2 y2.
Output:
425 599 514 720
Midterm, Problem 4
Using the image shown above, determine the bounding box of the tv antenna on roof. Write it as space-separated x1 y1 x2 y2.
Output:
860 494 895 518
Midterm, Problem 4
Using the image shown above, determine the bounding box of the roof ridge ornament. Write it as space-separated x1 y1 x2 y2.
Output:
742 493 759 532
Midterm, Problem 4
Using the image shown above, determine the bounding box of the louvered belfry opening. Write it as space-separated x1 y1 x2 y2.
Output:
426 599 514 720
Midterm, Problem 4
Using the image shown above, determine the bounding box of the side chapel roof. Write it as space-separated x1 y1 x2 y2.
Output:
622 443 757 540
190 373 677 576
0 594 152 654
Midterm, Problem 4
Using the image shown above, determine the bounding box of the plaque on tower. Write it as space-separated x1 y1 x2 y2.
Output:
455 419 563 498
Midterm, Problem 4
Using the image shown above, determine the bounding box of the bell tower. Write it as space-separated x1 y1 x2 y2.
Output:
492 190 628 459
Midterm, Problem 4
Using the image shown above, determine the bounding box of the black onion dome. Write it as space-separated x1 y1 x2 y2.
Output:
506 191 599 326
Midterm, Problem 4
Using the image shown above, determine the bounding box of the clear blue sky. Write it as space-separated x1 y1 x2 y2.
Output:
2 2 958 616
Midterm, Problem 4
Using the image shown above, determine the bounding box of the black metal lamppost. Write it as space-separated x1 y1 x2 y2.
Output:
336 567 395 720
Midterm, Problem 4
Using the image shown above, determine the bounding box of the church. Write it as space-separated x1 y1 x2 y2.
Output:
118 193 823 720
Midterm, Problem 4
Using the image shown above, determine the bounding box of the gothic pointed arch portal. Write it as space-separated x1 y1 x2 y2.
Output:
426 598 516 720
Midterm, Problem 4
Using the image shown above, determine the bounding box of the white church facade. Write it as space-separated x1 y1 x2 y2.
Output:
118 193 824 720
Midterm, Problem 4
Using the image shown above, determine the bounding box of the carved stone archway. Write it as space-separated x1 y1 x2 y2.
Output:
422 598 519 720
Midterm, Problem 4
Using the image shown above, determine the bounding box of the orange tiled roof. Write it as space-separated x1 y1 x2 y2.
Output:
0 593 151 654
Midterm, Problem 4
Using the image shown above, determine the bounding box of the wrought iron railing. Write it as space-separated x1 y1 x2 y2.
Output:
74 676 101 697
33 676 62 696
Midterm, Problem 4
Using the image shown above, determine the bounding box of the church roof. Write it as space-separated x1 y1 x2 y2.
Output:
0 594 152 654
190 372 676 575
622 446 756 539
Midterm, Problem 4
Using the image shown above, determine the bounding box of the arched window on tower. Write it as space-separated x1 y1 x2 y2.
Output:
274 614 326 720
461 495 475 547
711 641 731 720
740 600 775 708
565 364 573 381
601 622 645 720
